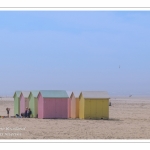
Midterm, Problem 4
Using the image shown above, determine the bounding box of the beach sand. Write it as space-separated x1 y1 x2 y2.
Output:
0 97 150 139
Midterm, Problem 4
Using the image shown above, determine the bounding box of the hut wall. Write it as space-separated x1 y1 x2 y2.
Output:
38 93 44 119
43 98 69 119
14 94 20 115
20 94 25 115
70 95 76 118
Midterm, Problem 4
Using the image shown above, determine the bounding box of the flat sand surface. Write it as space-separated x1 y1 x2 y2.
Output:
0 97 150 139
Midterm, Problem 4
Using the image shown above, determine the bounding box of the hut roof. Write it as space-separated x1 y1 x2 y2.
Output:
71 91 80 98
13 91 21 98
81 91 110 99
66 91 72 97
40 90 69 98
29 91 39 98
21 91 30 98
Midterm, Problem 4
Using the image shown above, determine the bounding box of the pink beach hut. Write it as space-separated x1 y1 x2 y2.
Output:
70 91 80 119
20 91 30 115
38 90 70 119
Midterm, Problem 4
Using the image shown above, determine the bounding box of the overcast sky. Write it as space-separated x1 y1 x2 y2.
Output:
0 11 150 96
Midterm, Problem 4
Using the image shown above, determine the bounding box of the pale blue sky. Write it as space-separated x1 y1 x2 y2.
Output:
0 11 150 96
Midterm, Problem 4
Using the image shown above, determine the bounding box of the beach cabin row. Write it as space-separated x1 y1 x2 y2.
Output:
13 90 110 119
13 90 70 119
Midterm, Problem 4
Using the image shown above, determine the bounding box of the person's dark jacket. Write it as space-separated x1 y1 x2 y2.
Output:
27 110 32 118
24 110 28 118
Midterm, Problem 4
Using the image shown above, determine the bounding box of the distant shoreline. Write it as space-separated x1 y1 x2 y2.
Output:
0 97 14 101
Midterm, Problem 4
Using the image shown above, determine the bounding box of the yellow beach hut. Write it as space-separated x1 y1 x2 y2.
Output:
79 91 110 120
70 91 80 119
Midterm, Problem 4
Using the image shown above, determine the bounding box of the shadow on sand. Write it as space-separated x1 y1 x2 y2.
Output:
107 118 122 121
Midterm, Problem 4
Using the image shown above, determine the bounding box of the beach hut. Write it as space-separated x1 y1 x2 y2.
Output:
13 91 21 116
20 91 30 115
38 90 70 119
79 91 110 119
70 91 80 118
28 91 39 118
66 91 72 118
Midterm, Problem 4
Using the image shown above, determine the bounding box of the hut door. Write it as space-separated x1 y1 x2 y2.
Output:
102 100 108 119
96 100 103 119
90 100 97 119
25 99 29 108
55 99 62 118
85 100 90 119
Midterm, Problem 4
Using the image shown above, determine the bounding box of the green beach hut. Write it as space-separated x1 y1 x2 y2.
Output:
13 91 22 116
28 91 39 118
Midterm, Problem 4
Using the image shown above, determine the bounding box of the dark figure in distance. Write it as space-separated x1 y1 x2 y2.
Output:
27 108 32 118
6 108 10 117
24 107 28 118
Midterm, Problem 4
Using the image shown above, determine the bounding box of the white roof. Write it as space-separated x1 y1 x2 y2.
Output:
81 91 109 99
21 91 30 98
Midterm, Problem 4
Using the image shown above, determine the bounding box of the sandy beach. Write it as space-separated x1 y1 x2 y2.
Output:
0 97 150 139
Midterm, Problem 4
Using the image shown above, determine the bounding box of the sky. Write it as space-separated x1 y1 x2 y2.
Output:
0 11 150 97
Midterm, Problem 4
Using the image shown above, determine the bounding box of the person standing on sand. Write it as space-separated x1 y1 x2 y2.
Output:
6 108 10 117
